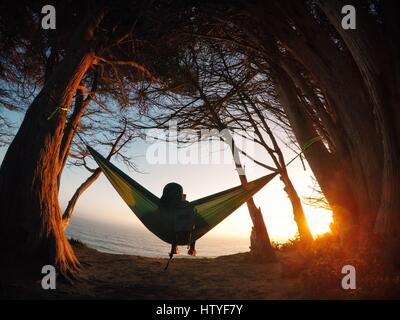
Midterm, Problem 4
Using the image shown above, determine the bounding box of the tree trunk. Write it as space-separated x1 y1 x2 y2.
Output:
224 132 276 261
58 87 93 181
274 66 359 245
318 0 400 259
239 90 313 243
62 169 102 229
249 0 383 244
196 81 276 260
280 171 314 243
61 122 127 229
0 9 105 276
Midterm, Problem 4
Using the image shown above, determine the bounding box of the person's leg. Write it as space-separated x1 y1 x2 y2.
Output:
188 241 196 256
171 232 180 255
171 243 179 254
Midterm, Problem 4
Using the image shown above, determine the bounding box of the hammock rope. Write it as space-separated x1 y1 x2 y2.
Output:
284 136 323 169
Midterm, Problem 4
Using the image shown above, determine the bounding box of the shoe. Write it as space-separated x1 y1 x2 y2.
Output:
187 248 196 256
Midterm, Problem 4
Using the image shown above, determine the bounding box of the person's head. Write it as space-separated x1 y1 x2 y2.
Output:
160 182 184 209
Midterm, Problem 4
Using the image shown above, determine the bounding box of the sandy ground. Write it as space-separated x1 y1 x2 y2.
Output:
2 243 303 300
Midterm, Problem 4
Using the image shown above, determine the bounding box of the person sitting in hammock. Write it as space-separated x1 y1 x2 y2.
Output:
160 182 197 256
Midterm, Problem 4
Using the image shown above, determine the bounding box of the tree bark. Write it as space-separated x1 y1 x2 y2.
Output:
0 9 106 276
273 66 359 244
280 171 314 243
58 86 94 181
226 133 276 261
318 0 400 258
249 0 384 242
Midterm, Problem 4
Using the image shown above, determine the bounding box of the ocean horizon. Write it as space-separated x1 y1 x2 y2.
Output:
66 216 252 258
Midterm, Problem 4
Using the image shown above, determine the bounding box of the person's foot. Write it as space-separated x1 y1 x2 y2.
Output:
187 248 196 256
172 246 179 254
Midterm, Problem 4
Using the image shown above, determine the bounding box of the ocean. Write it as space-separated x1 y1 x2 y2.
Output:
66 216 251 258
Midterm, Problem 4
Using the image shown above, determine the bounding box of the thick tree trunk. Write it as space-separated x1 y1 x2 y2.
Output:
249 0 383 243
274 67 359 244
0 10 105 276
280 57 348 156
289 1 384 239
318 0 400 259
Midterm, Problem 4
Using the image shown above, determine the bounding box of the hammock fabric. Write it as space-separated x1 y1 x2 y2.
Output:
88 146 277 245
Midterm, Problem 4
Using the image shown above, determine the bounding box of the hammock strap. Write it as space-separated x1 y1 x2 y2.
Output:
164 249 174 271
284 136 323 169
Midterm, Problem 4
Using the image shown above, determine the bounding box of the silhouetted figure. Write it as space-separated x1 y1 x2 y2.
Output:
160 183 196 256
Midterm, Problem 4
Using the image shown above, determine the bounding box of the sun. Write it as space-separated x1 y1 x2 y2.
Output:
305 206 333 237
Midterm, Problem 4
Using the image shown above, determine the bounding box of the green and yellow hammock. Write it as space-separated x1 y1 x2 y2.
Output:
88 146 277 245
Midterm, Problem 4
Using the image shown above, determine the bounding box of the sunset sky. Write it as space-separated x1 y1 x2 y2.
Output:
59 128 332 243
0 108 332 243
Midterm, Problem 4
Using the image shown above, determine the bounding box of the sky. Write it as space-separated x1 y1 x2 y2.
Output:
0 107 333 244
59 125 333 243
